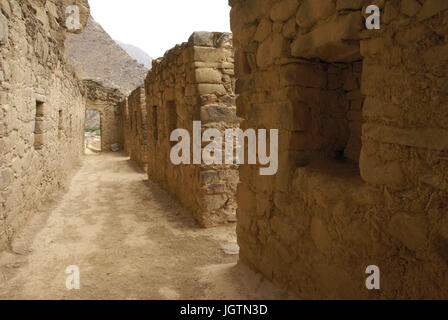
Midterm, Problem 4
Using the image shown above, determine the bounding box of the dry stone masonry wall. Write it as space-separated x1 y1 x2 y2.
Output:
1 0 447 300
119 98 130 156
230 0 448 299
139 32 239 227
0 0 90 250
127 85 148 171
83 79 125 152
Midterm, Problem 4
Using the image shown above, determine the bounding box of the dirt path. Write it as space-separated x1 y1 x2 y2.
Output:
0 153 290 300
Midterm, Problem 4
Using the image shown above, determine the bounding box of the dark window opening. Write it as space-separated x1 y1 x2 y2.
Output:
34 101 44 150
58 110 63 139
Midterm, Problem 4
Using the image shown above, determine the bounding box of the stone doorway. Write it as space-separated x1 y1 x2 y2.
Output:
85 110 102 154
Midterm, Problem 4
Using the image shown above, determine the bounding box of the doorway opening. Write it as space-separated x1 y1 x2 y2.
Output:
85 110 101 154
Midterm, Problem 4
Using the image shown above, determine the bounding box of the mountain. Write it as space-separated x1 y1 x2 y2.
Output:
64 17 148 95
116 41 153 69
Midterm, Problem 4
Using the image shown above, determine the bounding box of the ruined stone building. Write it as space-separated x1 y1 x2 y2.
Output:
0 0 447 300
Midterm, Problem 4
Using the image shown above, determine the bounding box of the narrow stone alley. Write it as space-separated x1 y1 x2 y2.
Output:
0 153 289 300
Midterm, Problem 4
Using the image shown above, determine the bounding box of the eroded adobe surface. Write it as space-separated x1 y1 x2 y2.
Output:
0 0 90 250
230 0 448 299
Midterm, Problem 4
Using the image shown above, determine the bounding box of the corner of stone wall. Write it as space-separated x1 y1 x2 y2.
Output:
140 31 238 227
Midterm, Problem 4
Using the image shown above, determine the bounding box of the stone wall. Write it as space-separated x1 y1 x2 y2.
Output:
231 0 448 299
0 0 90 250
143 32 239 227
83 79 124 152
118 98 130 155
128 85 148 170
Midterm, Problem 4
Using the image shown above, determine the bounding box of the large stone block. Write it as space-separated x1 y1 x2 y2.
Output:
296 0 335 28
270 0 299 22
292 12 362 62
0 0 11 18
400 0 422 17
200 194 228 211
389 212 427 251
197 84 227 96
254 18 272 43
193 68 222 84
192 47 231 63
360 149 405 186
201 105 238 124
363 124 448 151
417 0 448 21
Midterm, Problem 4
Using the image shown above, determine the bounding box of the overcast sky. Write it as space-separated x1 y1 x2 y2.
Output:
89 0 231 59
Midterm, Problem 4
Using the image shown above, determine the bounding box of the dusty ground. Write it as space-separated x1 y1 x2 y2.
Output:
0 153 290 300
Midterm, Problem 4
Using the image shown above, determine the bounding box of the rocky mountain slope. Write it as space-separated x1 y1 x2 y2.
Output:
116 41 153 69
65 17 148 95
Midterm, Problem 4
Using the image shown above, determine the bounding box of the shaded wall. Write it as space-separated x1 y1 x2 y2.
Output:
144 32 239 227
230 0 448 299
128 86 148 170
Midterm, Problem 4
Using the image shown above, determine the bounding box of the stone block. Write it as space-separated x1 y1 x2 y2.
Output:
0 12 7 45
201 105 238 124
363 124 448 150
271 0 299 22
200 194 228 211
292 12 362 62
0 168 11 190
311 216 332 254
188 32 216 47
360 149 405 185
417 0 448 21
254 19 272 43
401 0 422 16
336 0 363 10
193 68 222 84
296 0 335 28
197 84 227 95
389 213 427 251
0 0 11 18
192 47 231 63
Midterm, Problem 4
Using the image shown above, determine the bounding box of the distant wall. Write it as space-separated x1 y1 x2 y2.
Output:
142 32 239 227
231 0 448 299
83 80 124 152
0 0 90 250
119 98 131 155
128 85 148 170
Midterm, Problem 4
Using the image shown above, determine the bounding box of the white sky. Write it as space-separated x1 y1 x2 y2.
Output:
89 0 231 59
